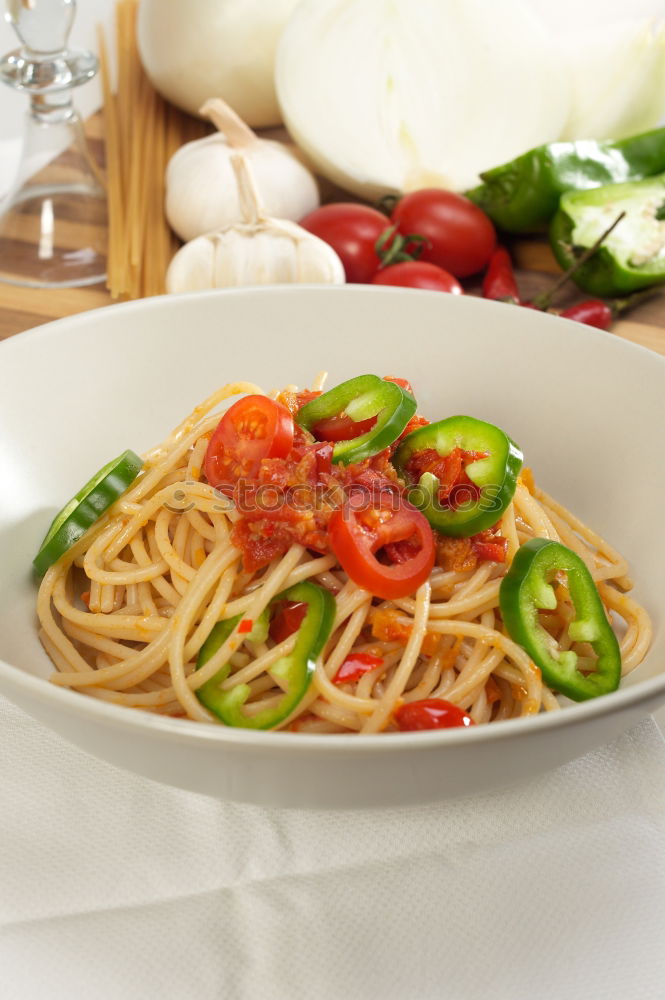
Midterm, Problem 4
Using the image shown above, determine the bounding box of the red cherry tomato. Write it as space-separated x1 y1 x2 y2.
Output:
333 652 384 685
395 698 475 730
299 203 390 283
328 490 435 600
204 395 294 489
391 189 496 278
312 413 377 442
372 261 463 293
269 600 308 644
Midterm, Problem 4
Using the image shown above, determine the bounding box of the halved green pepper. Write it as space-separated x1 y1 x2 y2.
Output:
550 173 665 296
499 538 621 702
195 580 335 729
296 374 416 465
467 127 665 233
393 416 522 538
33 450 144 577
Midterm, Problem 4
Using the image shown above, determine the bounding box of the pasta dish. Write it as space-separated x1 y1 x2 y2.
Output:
34 374 652 734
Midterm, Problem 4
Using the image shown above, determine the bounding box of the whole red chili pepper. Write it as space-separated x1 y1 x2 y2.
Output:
482 246 521 304
559 299 613 330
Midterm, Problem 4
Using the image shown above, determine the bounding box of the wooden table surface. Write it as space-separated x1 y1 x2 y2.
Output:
1 113 664 354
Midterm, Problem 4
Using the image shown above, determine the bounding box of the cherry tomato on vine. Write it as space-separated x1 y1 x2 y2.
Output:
391 189 496 278
204 395 294 488
372 261 463 293
394 698 475 730
299 203 390 283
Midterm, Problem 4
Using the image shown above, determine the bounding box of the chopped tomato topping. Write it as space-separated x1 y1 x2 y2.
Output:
396 413 430 444
472 534 508 563
436 536 477 573
277 388 322 416
383 375 414 395
269 601 307 643
333 652 384 685
370 608 440 656
405 446 488 507
238 618 253 634
230 450 400 573
394 698 475 730
436 527 507 572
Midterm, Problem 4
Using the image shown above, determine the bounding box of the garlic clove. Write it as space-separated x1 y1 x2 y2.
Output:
165 97 320 242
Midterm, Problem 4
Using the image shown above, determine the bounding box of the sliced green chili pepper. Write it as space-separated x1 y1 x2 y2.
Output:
296 374 416 465
196 580 335 729
33 450 144 577
549 173 665 296
393 416 522 538
500 538 621 702
467 127 665 233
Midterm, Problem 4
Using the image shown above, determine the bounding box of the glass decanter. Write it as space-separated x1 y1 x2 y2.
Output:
0 0 107 288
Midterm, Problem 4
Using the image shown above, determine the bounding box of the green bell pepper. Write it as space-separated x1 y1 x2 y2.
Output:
33 450 144 577
393 416 522 538
195 580 335 729
296 374 416 465
499 538 621 702
549 173 665 296
467 127 665 233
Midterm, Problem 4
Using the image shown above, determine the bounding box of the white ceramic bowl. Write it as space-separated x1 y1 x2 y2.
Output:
0 286 663 808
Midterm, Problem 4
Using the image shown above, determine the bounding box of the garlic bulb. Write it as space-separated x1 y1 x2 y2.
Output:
166 156 345 293
276 0 570 198
166 98 320 243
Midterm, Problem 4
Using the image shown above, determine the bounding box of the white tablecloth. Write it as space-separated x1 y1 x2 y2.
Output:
2 693 665 1000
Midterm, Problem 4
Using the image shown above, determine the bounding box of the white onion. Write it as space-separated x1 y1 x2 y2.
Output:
137 0 302 127
276 0 571 198
529 0 665 139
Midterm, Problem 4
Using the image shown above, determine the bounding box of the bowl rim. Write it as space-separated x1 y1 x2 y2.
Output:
1 285 663 754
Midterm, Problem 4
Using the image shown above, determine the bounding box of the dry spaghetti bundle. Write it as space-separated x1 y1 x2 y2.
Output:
97 1 207 299
35 381 652 733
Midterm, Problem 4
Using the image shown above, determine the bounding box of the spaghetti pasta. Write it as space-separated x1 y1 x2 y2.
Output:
98 0 208 300
36 379 652 733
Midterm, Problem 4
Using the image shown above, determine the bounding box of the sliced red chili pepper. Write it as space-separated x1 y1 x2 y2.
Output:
395 698 475 730
237 618 254 634
333 652 384 685
328 489 435 600
482 246 521 304
559 299 613 330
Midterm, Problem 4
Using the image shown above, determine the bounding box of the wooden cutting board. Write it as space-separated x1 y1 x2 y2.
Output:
1 113 664 355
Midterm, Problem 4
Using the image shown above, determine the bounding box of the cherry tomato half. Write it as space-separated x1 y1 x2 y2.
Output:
204 395 294 488
329 490 435 600
299 203 390 283
395 698 475 730
391 189 496 278
372 261 463 293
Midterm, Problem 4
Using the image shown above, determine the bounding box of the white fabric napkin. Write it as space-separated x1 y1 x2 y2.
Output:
1 694 665 1000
